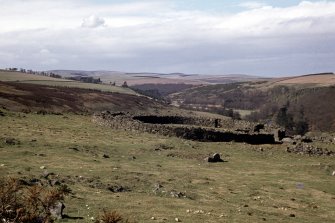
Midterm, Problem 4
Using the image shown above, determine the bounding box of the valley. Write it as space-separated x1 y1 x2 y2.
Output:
1 70 335 222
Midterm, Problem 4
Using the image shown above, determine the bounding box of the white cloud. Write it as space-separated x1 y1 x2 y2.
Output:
0 0 334 76
238 1 268 9
81 15 106 28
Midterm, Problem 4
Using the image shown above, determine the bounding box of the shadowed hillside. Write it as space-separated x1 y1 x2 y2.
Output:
170 74 335 132
0 81 165 114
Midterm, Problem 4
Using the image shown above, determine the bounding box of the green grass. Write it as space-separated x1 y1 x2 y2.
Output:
0 111 334 222
0 70 137 95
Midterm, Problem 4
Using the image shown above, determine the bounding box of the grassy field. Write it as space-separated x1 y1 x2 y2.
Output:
1 111 334 222
0 70 136 95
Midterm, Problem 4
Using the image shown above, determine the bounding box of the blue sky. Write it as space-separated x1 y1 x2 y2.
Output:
93 0 327 11
0 0 335 76
174 0 312 11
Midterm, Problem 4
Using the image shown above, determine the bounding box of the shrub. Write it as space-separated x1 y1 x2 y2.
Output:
0 177 69 223
95 209 135 223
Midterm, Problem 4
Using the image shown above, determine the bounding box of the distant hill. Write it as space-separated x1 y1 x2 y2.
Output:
170 73 335 132
0 70 136 95
271 72 335 86
49 70 263 85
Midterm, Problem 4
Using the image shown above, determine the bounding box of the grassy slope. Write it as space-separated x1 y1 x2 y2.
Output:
1 111 334 223
272 74 335 86
0 70 136 95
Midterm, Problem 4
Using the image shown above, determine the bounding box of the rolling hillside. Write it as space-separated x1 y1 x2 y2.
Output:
0 81 167 114
0 68 178 115
0 70 136 95
50 70 264 85
170 73 335 132
272 73 335 86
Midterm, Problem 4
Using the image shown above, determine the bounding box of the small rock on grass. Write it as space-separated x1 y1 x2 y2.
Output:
103 154 110 158
175 218 181 222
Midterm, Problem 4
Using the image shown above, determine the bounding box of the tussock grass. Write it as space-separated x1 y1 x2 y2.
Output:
0 111 334 222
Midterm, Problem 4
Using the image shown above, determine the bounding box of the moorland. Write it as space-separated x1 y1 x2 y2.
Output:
1 69 335 223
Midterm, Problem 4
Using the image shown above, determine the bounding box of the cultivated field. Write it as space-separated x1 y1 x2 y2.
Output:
1 111 334 223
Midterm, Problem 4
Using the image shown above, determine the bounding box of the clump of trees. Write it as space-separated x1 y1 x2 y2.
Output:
4 67 63 79
276 105 309 135
246 103 309 135
68 76 102 84
180 105 241 120
122 81 128 88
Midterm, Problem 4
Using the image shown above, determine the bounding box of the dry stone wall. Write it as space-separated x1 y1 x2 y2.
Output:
93 111 276 144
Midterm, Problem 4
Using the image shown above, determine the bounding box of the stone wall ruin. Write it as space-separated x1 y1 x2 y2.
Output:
93 111 276 144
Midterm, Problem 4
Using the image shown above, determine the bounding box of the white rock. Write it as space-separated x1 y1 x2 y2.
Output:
186 209 190 213
40 166 46 169
175 218 181 222
332 171 335 176
151 217 156 220
0 164 5 167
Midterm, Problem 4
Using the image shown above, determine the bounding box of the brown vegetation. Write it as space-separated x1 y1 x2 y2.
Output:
171 80 335 132
273 73 335 85
95 210 131 223
0 178 69 223
0 81 165 114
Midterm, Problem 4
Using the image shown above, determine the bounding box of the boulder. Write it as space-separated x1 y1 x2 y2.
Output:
282 137 294 143
50 202 65 220
207 153 223 163
170 190 186 198
102 154 110 158
107 185 129 193
4 138 19 145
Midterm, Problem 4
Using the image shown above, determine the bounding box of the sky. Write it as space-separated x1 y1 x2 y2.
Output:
0 0 335 76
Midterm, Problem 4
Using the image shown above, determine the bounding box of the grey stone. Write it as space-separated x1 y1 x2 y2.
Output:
170 190 186 198
207 153 224 163
103 154 110 158
282 137 294 143
50 202 65 220
4 138 19 145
